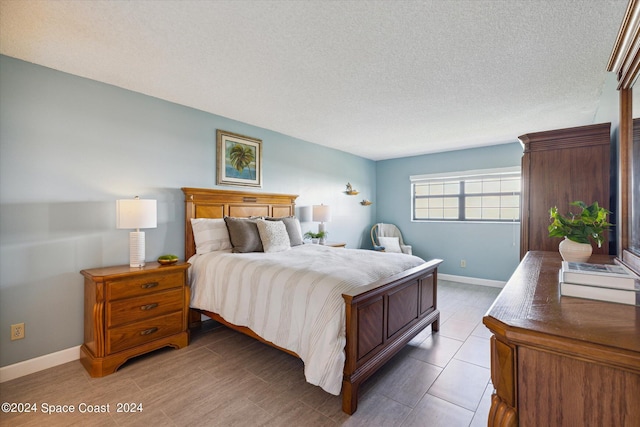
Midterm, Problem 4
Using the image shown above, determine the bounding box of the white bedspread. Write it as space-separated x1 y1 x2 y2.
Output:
189 244 425 395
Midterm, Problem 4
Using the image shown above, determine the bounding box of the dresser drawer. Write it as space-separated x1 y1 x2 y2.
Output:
108 271 184 300
107 311 184 354
107 288 184 328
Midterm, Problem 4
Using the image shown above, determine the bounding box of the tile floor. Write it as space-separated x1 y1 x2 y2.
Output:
0 281 501 426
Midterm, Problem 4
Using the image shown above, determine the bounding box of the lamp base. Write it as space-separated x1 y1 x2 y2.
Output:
129 231 146 268
318 223 327 245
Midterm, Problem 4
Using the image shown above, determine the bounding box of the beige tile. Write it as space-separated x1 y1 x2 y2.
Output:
448 304 490 323
7 410 117 427
119 346 219 390
428 359 490 411
436 306 456 324
316 392 351 422
406 333 463 368
298 382 341 412
206 331 263 359
471 321 493 339
263 401 337 427
340 391 412 427
401 393 474 427
407 324 433 346
111 402 175 427
250 383 310 415
371 353 442 408
126 369 216 410
453 335 491 369
163 393 270 427
1 361 92 402
242 346 302 384
439 318 477 341
470 381 494 427
216 372 273 404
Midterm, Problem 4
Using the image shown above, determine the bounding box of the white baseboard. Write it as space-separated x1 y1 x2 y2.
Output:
0 345 81 383
439 273 505 288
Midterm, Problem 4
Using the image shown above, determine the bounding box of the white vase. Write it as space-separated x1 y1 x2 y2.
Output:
558 237 592 263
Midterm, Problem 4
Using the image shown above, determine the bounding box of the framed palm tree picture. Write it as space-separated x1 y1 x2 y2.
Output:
216 130 262 188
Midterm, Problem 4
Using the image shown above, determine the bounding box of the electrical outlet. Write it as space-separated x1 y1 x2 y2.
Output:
11 323 25 340
460 259 467 268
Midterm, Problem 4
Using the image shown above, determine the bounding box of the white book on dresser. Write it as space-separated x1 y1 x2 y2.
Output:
559 281 640 306
560 261 639 290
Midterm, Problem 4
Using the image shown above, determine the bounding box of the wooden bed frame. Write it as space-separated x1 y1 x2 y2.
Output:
182 187 442 414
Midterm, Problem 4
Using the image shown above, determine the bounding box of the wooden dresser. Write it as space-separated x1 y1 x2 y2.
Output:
80 262 190 377
483 251 640 427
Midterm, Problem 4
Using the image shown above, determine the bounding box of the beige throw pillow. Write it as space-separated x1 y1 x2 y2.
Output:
256 219 291 253
266 216 304 246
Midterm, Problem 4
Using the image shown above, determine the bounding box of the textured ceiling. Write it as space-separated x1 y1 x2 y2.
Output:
0 0 629 160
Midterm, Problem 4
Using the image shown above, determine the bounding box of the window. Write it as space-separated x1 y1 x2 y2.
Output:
411 167 521 222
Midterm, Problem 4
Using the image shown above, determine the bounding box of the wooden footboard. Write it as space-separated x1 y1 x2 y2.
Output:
341 258 442 414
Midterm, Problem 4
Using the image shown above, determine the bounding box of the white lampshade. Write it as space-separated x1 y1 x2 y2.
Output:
116 198 157 230
312 204 331 244
116 197 157 268
312 204 331 223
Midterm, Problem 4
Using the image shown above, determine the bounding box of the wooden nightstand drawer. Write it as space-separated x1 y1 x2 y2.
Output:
107 288 184 328
107 311 184 354
108 271 184 300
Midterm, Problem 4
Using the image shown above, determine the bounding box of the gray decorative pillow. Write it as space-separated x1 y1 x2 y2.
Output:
256 219 291 253
224 217 264 253
266 216 303 246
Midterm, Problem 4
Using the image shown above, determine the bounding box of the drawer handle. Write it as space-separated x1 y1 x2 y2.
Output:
140 327 158 336
141 282 159 289
140 303 158 311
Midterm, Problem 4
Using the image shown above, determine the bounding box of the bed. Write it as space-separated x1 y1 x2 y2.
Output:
182 187 442 414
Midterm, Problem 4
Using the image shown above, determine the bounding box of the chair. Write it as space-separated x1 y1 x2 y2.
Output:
370 223 412 255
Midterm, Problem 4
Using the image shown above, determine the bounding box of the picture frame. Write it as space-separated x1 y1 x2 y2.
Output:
216 130 262 188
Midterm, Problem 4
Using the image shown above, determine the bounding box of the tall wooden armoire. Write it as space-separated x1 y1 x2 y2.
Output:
519 122 613 259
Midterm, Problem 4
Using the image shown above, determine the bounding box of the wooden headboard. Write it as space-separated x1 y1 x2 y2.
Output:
181 187 298 260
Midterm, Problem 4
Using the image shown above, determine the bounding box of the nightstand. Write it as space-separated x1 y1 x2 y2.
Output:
80 262 190 377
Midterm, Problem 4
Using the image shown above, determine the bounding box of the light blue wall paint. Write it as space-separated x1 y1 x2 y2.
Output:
0 55 376 367
376 143 524 281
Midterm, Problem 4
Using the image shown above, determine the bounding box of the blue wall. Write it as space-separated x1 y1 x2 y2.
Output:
376 143 524 281
0 55 376 367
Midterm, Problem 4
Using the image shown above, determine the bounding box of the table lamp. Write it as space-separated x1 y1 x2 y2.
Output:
116 196 157 267
312 204 331 244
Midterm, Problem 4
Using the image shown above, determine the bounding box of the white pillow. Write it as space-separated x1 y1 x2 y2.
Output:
378 236 402 253
256 219 291 253
191 218 232 254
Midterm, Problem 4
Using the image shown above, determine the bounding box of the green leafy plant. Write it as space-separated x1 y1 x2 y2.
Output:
304 230 328 240
548 201 611 247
